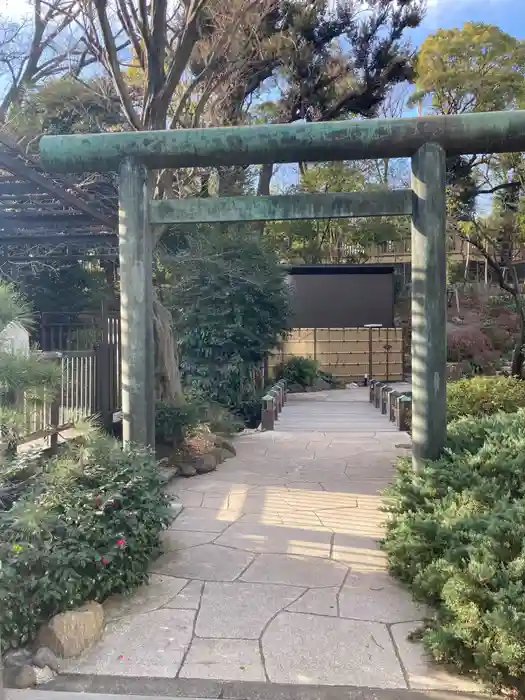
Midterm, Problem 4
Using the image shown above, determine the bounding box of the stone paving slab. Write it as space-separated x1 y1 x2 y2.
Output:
65 608 195 677
196 582 302 639
59 389 480 693
241 553 348 588
103 575 188 621
262 612 405 687
180 639 266 681
152 543 254 581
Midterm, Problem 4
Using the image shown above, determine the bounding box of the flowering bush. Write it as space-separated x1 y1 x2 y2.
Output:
0 431 171 651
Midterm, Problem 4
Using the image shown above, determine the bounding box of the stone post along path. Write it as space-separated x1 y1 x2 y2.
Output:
46 389 481 696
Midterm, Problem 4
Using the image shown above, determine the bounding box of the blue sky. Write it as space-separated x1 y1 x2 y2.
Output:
411 0 525 42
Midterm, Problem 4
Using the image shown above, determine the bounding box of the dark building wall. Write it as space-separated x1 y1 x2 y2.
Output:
286 265 394 328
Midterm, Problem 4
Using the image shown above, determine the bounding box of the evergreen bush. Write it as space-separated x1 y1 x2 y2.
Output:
447 375 525 421
275 356 320 388
383 410 525 694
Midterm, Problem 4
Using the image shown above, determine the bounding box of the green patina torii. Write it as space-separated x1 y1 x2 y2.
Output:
40 110 525 471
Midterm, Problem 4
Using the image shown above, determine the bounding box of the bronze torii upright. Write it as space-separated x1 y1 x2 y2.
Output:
40 111 525 471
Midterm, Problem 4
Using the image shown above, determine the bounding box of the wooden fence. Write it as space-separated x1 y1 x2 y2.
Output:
18 344 121 448
268 327 404 382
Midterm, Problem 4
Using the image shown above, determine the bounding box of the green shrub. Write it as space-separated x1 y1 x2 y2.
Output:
0 431 171 651
447 376 525 421
201 401 244 435
171 226 290 418
155 398 203 446
383 410 525 694
275 356 319 388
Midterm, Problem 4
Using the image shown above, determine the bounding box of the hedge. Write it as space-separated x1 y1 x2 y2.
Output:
0 431 171 651
447 375 525 421
383 410 525 694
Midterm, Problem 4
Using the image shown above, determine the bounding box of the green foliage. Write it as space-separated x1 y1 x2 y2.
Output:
266 162 408 264
0 283 33 331
383 410 525 693
200 401 244 436
0 284 60 446
276 356 320 388
0 431 171 652
413 23 525 114
19 263 112 316
167 225 290 416
11 77 125 147
155 398 203 446
447 376 525 422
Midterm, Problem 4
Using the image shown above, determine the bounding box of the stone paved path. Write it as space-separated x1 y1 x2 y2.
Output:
65 389 479 692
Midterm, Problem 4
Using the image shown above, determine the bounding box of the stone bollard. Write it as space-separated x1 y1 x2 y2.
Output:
261 395 275 431
270 388 280 419
389 390 401 423
374 381 384 409
397 395 412 432
381 385 392 415
276 384 284 413
280 379 287 404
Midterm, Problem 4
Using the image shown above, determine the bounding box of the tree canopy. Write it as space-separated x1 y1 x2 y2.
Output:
412 22 525 115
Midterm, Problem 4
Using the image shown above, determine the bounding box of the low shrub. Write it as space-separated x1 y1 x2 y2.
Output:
447 376 525 421
383 410 525 694
201 401 244 435
155 397 203 446
275 356 319 388
0 431 171 652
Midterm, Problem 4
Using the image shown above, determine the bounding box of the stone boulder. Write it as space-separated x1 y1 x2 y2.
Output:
37 601 104 658
3 649 36 689
211 447 235 465
4 664 36 689
179 461 197 477
212 434 236 456
195 453 217 474
32 646 60 672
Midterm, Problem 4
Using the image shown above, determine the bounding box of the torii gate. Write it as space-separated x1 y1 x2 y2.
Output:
40 110 525 471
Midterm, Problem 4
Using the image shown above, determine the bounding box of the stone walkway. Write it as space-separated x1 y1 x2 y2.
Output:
62 389 479 692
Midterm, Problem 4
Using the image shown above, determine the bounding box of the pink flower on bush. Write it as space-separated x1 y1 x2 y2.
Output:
101 557 109 565
116 538 126 548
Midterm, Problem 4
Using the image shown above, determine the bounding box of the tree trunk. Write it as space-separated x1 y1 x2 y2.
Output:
257 163 273 196
153 294 182 400
511 293 525 378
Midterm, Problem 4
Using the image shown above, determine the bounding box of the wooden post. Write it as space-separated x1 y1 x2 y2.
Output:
95 342 112 430
49 394 60 452
119 159 155 447
411 143 447 471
